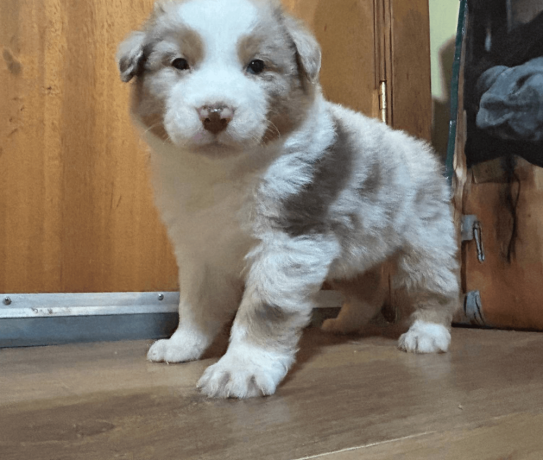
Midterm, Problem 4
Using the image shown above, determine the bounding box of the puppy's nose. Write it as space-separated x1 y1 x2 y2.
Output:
197 105 234 134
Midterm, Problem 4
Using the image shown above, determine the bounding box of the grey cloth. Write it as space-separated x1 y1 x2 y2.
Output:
476 56 543 141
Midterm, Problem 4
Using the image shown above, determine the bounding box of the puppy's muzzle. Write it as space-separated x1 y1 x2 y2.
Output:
198 105 234 135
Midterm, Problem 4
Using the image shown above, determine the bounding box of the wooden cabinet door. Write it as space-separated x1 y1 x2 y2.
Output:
452 1 543 331
387 0 432 140
284 0 432 140
0 0 431 295
0 0 178 294
283 0 381 118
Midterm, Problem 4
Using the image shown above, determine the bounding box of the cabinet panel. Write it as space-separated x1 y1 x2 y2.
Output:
283 0 379 117
453 1 543 330
0 0 178 293
389 0 432 140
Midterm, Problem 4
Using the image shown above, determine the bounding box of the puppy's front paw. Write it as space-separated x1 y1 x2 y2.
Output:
147 334 207 363
197 345 293 398
398 320 451 353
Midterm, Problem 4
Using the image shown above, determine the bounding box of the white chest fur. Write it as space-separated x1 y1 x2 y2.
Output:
144 136 270 276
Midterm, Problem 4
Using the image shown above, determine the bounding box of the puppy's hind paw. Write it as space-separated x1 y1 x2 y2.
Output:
322 316 367 334
398 320 451 354
322 318 355 334
321 318 342 333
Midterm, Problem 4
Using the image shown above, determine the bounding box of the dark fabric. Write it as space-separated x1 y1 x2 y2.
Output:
476 57 543 142
465 9 543 168
465 131 543 168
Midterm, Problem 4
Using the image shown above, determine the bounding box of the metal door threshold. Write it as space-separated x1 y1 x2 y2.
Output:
1 291 342 348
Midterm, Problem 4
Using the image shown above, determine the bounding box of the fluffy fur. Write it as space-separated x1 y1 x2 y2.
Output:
117 0 460 398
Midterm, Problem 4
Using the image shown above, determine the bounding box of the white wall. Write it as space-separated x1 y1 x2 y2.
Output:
429 0 461 158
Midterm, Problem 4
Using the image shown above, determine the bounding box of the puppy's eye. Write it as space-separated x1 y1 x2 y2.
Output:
247 59 265 75
171 58 190 71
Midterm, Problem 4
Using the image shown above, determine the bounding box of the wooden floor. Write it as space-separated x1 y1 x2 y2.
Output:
1 326 543 459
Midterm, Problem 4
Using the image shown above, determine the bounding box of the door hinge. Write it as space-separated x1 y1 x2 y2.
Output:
379 80 387 123
461 215 485 263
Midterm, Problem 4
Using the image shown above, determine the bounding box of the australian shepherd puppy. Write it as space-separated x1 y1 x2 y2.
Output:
117 0 459 398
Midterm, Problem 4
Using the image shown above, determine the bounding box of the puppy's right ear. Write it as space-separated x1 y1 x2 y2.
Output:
116 31 147 83
282 14 321 84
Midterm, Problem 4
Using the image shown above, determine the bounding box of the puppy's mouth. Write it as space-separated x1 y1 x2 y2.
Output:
178 129 247 156
182 119 264 154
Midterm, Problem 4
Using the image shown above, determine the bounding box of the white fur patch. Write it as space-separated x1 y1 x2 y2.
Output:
178 0 259 48
398 320 451 353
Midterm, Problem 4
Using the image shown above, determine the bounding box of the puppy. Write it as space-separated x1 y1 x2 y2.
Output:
117 0 459 398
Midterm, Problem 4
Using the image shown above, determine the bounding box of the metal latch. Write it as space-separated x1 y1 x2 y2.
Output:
464 290 486 326
461 215 485 263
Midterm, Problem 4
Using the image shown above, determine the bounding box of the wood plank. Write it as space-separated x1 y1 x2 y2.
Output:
0 0 380 294
1 327 542 459
297 413 543 459
463 159 543 329
283 0 378 117
389 0 432 140
0 0 178 293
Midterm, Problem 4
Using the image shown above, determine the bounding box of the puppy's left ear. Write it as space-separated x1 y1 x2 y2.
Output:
282 14 321 83
116 31 147 83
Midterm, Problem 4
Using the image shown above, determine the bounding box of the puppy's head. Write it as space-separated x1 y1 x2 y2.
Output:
117 0 321 157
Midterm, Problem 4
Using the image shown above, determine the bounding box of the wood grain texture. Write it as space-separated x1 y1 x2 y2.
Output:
0 0 178 293
389 0 432 140
1 0 431 294
283 0 378 117
450 10 468 324
303 413 543 459
1 327 542 459
463 159 543 330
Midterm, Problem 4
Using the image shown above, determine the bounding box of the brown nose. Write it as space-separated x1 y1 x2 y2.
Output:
197 105 234 134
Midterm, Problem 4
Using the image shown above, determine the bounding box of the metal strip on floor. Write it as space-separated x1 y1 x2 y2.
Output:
0 291 343 348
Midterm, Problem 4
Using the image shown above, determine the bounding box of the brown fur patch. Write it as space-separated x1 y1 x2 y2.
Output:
131 79 170 142
127 22 205 142
278 119 354 236
173 27 204 66
143 26 204 72
235 7 318 145
408 292 458 327
237 35 264 69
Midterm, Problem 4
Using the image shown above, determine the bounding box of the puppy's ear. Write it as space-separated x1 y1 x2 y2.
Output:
282 14 321 83
116 31 147 83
